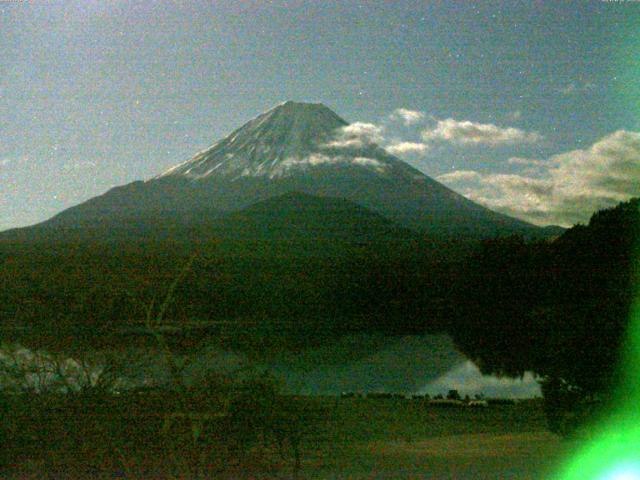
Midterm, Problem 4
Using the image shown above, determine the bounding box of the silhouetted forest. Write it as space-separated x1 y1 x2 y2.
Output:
0 240 466 351
447 198 639 432
1 197 637 432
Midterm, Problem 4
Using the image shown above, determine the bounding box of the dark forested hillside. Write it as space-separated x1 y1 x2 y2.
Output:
447 198 639 431
0 193 472 353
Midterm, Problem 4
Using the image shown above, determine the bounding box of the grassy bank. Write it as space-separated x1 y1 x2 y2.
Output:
1 392 567 479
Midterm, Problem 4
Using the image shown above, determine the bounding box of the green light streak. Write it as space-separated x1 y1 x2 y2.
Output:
549 290 640 480
553 304 640 480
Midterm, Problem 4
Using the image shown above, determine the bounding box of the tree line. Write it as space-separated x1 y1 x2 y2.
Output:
1 198 637 432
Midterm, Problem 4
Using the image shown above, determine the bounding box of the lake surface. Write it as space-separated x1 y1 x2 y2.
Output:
0 334 541 397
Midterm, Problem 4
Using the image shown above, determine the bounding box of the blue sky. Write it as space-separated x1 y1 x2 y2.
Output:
1 0 638 229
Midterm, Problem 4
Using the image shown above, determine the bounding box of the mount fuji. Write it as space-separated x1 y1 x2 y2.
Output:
5 101 557 240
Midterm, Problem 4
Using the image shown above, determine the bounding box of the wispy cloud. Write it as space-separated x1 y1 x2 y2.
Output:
389 108 425 126
436 170 482 183
352 156 384 168
385 141 429 156
279 153 386 174
325 122 385 148
422 118 541 147
436 130 640 226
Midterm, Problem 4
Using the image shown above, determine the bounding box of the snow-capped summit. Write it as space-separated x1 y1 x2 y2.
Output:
159 101 395 180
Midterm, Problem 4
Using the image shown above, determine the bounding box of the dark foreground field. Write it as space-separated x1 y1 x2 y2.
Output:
1 393 571 479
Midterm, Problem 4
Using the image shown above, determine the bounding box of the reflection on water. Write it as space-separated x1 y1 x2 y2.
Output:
419 360 541 399
1 335 541 398
262 334 464 395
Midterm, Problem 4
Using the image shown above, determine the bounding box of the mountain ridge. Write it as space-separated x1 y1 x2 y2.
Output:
3 101 561 240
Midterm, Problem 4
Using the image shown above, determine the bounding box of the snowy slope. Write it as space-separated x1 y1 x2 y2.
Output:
158 101 407 180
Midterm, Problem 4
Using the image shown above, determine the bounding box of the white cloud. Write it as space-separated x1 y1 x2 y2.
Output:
436 130 640 227
436 170 483 183
325 122 384 148
281 153 335 167
385 142 429 156
389 108 425 126
422 118 541 147
279 154 386 173
342 122 384 141
352 156 384 168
